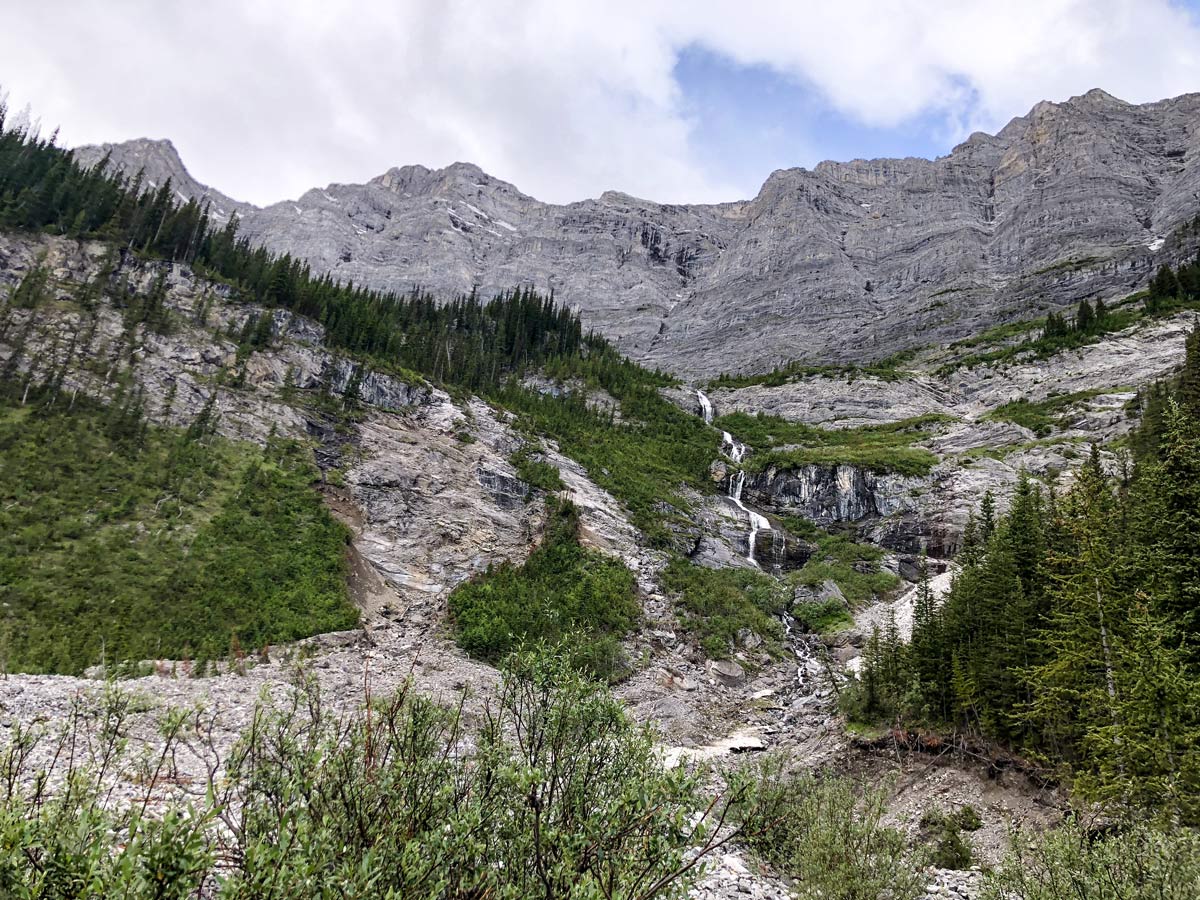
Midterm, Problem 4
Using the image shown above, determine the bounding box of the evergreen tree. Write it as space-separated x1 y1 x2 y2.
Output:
1076 299 1095 335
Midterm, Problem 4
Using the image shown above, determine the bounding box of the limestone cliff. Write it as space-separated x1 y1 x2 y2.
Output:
78 89 1200 378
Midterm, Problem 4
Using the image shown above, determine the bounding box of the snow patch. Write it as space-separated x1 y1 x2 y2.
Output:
1148 237 1165 252
464 202 489 220
495 219 518 232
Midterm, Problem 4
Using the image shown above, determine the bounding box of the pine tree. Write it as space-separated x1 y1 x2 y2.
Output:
1026 448 1124 770
1177 322 1200 418
1149 401 1200 649
978 491 997 545
1076 299 1095 335
1148 264 1179 312
910 555 949 720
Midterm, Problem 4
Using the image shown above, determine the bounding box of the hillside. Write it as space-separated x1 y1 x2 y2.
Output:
4 96 1200 898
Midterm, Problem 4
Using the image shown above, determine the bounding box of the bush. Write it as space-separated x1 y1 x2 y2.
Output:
736 757 926 900
0 393 357 674
449 499 638 680
0 650 735 899
982 819 1200 900
792 598 854 634
510 444 565 494
662 558 788 658
919 808 974 869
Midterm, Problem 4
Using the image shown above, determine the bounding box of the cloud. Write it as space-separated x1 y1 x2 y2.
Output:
1 0 1197 205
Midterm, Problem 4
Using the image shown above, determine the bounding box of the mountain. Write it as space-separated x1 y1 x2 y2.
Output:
76 89 1200 379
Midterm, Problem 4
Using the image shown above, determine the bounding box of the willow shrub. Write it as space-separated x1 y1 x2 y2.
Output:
0 648 737 899
982 818 1200 900
735 756 926 900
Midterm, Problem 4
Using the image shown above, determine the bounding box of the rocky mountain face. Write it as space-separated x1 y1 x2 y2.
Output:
78 89 1200 378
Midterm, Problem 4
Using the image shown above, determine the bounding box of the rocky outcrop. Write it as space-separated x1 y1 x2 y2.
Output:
0 232 636 619
744 464 920 527
77 89 1200 378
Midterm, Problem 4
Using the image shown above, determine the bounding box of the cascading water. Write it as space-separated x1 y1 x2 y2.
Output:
696 388 772 566
692 389 833 729
728 470 771 565
721 431 746 463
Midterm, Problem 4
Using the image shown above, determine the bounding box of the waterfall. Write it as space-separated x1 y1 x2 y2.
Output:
695 387 770 565
728 469 770 565
721 431 746 463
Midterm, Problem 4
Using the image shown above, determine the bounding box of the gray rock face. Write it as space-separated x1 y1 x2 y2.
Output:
746 464 920 527
76 89 1200 378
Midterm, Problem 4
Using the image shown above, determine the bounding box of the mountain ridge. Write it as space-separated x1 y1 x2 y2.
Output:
75 88 1200 377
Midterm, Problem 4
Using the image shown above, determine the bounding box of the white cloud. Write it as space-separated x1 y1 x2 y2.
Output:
0 0 1197 205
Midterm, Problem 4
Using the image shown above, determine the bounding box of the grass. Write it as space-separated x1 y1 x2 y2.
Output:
715 411 949 478
956 435 1089 462
448 499 639 680
705 348 922 391
985 387 1132 436
781 517 901 608
0 391 357 675
949 317 1044 351
750 445 940 478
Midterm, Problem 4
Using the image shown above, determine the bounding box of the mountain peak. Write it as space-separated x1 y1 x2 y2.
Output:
1073 87 1127 105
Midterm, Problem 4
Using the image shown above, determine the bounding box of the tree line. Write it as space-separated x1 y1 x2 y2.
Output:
0 101 592 391
849 324 1200 821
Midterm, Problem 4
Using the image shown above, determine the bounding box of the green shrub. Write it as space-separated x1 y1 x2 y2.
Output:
919 808 974 869
448 499 638 680
788 525 900 607
954 805 982 832
792 598 854 634
0 650 733 899
736 757 926 900
510 444 565 494
661 558 787 658
498 369 718 548
0 393 357 674
982 819 1200 900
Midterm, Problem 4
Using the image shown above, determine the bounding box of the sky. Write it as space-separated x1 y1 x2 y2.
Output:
2 0 1199 206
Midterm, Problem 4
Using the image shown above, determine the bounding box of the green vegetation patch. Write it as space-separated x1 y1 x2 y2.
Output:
509 445 565 495
661 558 788 659
736 758 927 900
983 819 1200 900
986 387 1130 436
949 317 1044 351
448 499 638 679
714 411 947 477
0 394 357 675
783 518 901 608
0 649 728 899
706 348 921 391
497 353 718 548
